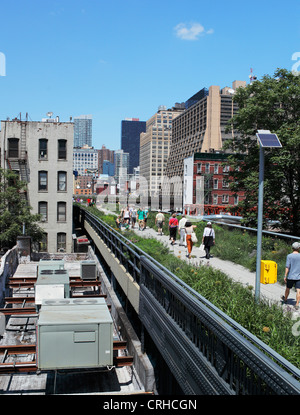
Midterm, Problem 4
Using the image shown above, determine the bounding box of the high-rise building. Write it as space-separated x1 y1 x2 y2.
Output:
121 118 146 174
114 149 129 194
0 117 74 253
74 115 92 148
73 145 98 176
140 105 184 197
103 160 115 176
165 81 246 180
97 145 114 174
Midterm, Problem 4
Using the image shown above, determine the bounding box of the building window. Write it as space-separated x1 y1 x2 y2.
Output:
8 138 19 158
222 194 229 203
197 163 202 174
213 194 218 205
57 202 66 222
39 233 48 252
39 139 48 159
57 171 67 191
222 179 229 188
234 195 239 205
38 171 48 191
38 201 48 221
205 163 210 174
214 164 219 174
213 179 218 189
58 140 67 160
57 232 66 251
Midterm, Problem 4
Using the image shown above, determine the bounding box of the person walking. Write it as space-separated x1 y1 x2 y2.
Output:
282 241 300 310
144 208 149 229
123 206 130 226
131 207 137 229
115 216 122 229
202 222 215 259
155 210 165 235
178 215 187 246
185 221 197 259
137 208 146 230
169 212 178 245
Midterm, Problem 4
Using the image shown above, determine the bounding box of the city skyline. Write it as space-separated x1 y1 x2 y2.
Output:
0 0 299 151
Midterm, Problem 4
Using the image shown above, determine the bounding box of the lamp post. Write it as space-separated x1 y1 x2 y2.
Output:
255 144 265 303
255 130 282 303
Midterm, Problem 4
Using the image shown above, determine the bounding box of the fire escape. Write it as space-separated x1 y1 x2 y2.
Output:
6 121 30 204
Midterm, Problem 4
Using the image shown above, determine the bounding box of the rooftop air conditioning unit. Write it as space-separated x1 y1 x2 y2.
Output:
35 270 70 305
40 270 54 275
37 260 65 277
80 260 97 280
37 298 113 370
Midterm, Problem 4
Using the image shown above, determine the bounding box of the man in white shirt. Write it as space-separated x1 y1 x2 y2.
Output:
202 222 215 259
131 208 137 229
178 215 187 246
155 210 165 235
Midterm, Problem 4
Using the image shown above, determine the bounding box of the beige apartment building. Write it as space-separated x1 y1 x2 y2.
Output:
139 105 184 197
0 117 74 253
165 81 246 180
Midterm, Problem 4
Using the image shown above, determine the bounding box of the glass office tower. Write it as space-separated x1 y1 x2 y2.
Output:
121 118 146 174
74 115 92 148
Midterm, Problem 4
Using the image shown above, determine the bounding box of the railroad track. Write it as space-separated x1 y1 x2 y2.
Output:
0 288 132 374
8 277 101 289
0 341 133 373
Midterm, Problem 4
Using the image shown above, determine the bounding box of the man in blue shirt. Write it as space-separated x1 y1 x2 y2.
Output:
282 242 300 310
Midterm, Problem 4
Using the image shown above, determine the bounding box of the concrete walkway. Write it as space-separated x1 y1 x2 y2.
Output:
128 224 300 317
96 205 299 316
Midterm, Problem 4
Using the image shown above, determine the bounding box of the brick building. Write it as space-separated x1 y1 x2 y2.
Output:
183 152 245 215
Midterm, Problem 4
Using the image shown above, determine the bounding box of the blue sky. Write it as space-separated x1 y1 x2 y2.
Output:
0 0 299 150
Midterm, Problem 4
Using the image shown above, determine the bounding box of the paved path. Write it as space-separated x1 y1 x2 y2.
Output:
96 205 299 316
129 225 300 317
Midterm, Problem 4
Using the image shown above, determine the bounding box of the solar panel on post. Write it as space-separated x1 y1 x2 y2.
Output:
255 129 282 304
256 131 282 148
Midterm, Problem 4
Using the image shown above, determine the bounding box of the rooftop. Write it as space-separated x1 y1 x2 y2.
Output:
0 254 147 395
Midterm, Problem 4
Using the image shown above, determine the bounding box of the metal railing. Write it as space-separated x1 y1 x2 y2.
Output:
76 206 300 395
201 217 300 242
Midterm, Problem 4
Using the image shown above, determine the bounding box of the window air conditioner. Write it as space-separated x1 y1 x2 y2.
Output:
80 260 97 280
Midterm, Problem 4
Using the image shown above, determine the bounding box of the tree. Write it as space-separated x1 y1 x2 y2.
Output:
224 68 300 236
0 168 44 249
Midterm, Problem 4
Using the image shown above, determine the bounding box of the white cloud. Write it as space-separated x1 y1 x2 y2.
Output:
174 22 214 40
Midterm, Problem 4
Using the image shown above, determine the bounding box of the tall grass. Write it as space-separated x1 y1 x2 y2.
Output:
86 205 300 369
147 211 290 285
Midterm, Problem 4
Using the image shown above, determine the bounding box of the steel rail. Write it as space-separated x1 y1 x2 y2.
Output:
201 218 300 241
5 296 35 304
79 207 300 394
0 362 37 373
0 307 37 315
140 256 300 394
83 208 300 378
0 344 36 354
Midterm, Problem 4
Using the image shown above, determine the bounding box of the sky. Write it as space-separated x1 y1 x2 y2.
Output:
0 0 299 151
